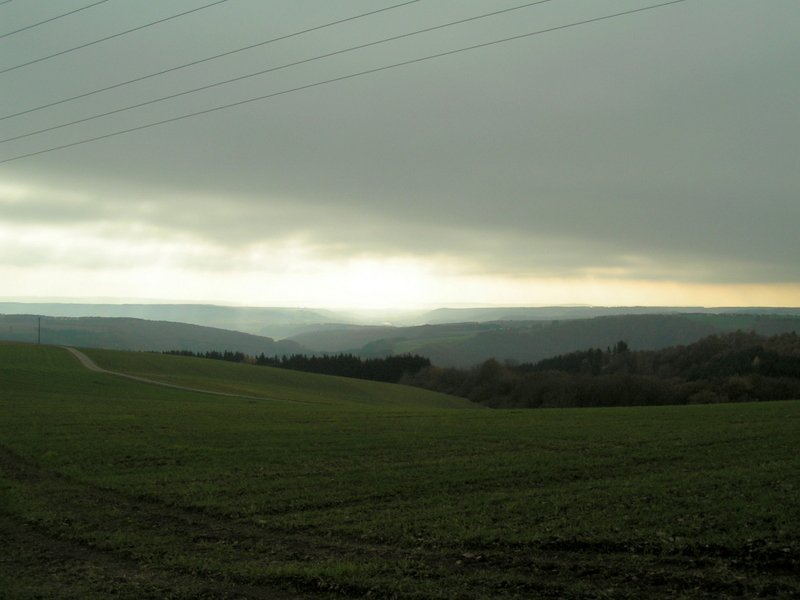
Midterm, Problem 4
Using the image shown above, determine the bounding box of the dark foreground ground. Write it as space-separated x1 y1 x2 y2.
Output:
1 344 798 598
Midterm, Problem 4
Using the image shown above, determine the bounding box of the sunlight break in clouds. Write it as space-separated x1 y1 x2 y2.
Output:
3 216 800 309
1 178 798 309
1 2 798 308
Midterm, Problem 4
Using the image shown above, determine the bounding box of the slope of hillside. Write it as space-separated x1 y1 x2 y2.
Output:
420 314 800 367
82 347 475 409
0 315 305 355
291 313 800 367
405 330 800 409
2 342 797 598
289 322 496 354
417 306 800 324
0 303 339 338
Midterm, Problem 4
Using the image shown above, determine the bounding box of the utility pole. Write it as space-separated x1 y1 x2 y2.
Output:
37 316 41 345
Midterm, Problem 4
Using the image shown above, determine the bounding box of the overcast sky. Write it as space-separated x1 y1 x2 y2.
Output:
1 0 798 309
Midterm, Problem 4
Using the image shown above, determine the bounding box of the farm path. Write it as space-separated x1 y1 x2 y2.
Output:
62 346 303 404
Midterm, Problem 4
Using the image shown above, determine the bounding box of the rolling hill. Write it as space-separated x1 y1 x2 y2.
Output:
81 346 474 409
290 313 800 367
0 302 339 339
0 314 306 355
1 342 797 598
4 304 800 370
416 305 800 324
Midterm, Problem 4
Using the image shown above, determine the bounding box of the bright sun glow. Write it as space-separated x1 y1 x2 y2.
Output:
314 259 434 309
2 221 799 309
235 257 437 309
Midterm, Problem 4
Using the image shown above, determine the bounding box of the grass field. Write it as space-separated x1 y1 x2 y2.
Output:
1 343 798 598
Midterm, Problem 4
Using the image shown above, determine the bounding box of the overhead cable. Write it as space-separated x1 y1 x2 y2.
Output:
0 0 422 122
0 0 555 144
0 0 689 166
0 0 234 75
0 0 112 40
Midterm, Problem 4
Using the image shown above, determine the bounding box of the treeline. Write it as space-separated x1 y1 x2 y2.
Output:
401 331 800 408
163 349 430 383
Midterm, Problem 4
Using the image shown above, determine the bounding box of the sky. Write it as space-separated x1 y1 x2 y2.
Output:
1 0 798 309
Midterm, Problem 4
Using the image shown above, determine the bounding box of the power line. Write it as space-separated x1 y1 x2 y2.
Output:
0 1 16 6
0 0 555 145
0 0 422 122
0 0 112 40
0 0 234 75
0 0 688 166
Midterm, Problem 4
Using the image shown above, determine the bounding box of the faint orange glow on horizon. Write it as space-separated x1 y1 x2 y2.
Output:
4 259 800 310
1 219 798 309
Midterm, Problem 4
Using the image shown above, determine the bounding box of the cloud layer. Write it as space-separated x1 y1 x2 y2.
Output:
1 0 798 305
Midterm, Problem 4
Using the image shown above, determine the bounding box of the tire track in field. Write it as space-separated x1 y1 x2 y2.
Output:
3 442 786 598
0 511 292 600
0 444 318 600
62 346 310 404
0 442 461 596
0 442 510 596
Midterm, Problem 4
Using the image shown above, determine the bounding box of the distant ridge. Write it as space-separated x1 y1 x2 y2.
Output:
0 314 306 355
417 306 800 324
3 303 800 368
290 313 800 367
0 303 338 338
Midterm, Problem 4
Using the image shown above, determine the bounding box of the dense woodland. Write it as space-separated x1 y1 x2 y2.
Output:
167 331 800 408
164 349 431 384
401 331 800 408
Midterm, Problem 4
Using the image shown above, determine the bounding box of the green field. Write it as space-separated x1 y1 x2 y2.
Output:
1 343 798 598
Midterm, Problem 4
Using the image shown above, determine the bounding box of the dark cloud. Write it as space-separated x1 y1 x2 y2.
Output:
1 0 798 298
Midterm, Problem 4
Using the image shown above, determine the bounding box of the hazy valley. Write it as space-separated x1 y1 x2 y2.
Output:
4 303 799 369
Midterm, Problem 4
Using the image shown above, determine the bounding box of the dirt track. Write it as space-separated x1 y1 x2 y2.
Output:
62 346 299 403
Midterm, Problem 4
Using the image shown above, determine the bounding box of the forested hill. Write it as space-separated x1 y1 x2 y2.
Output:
0 315 304 355
0 303 337 339
165 349 431 384
418 314 800 367
402 331 800 409
291 313 800 367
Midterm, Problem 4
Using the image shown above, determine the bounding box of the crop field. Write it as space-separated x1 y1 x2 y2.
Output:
1 343 798 598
